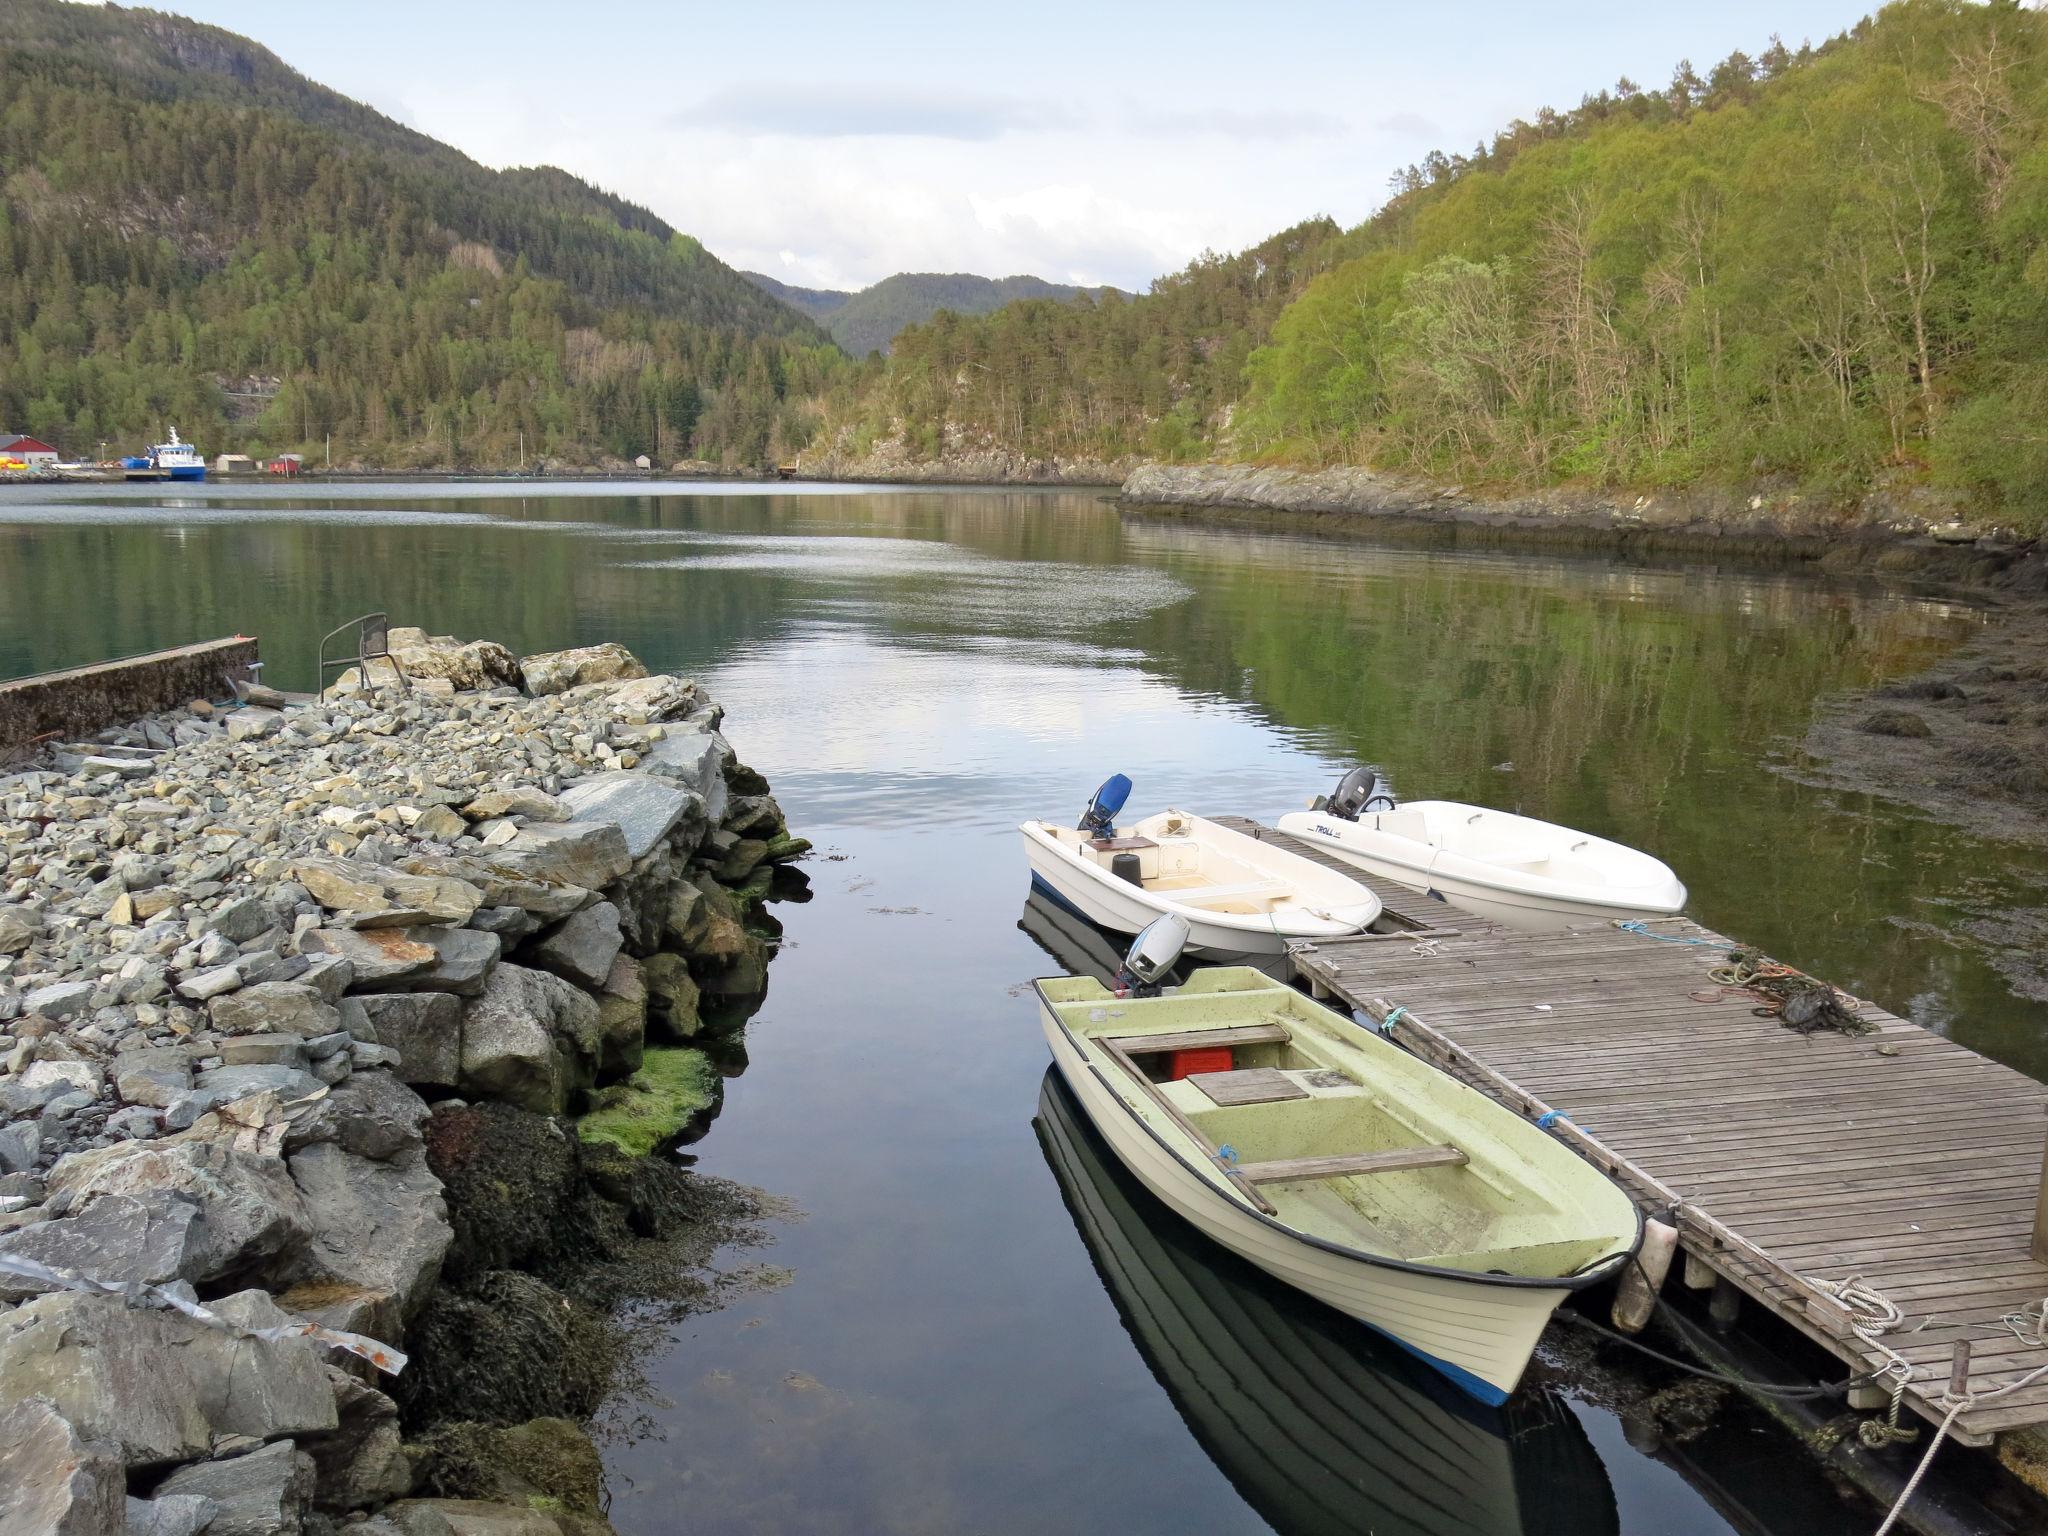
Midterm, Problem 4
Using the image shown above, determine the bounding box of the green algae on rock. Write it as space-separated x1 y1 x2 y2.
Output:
576 1048 718 1157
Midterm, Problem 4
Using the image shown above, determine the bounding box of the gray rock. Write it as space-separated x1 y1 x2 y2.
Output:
115 1049 192 1109
80 754 152 779
156 1440 316 1536
0 1289 336 1467
203 895 274 944
525 901 623 991
284 1071 428 1163
517 641 646 696
208 983 340 1039
225 707 284 742
347 994 461 1088
298 929 436 988
301 1031 353 1062
484 820 631 890
381 630 519 692
106 1106 160 1141
458 963 601 1115
602 672 702 722
216 1035 309 1068
290 857 482 925
378 928 500 998
557 771 698 861
286 1142 449 1337
124 1492 219 1536
641 728 730 823
595 953 646 1077
47 1137 310 1284
0 1191 203 1301
0 1121 42 1176
23 1059 104 1098
306 1370 410 1512
397 854 589 920
193 1064 324 1107
296 955 353 1003
25 981 95 1021
458 787 566 823
0 1396 126 1536
0 904 43 956
175 965 243 1003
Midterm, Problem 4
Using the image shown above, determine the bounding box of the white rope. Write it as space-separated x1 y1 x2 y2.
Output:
1807 1274 1920 1446
1803 1276 2048 1536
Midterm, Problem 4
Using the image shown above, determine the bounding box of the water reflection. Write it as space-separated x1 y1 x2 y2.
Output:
1034 1070 1618 1536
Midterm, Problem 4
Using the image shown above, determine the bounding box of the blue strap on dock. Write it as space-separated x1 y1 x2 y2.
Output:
1536 1110 1568 1130
1377 1005 1408 1036
1216 1145 1239 1166
1616 919 1735 950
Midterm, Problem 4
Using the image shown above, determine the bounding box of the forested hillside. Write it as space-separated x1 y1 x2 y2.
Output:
0 1 834 466
745 270 1118 356
814 219 1346 462
842 1 2048 525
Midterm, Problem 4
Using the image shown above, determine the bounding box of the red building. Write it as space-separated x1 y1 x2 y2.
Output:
0 433 58 468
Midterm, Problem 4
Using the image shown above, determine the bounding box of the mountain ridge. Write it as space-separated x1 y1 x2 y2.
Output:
742 269 1122 355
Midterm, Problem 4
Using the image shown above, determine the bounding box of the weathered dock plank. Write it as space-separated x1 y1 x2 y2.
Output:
1226 818 2048 1445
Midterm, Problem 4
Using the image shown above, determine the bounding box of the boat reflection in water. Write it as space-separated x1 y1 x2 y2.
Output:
1019 888 1618 1536
1034 1070 1619 1536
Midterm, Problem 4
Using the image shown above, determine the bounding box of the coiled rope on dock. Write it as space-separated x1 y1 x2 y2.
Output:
1698 948 1874 1036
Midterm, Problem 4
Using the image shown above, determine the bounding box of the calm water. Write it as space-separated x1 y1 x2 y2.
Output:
7 480 2047 1535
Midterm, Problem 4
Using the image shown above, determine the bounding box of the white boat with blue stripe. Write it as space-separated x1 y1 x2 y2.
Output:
1021 775 1382 960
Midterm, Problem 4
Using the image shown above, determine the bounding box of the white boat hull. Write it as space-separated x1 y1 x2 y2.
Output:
1041 1009 1565 1403
1020 811 1380 959
1277 805 1685 933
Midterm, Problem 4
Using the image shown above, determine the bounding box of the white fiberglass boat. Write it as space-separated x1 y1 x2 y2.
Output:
1033 930 1641 1404
1021 776 1382 959
1277 768 1686 933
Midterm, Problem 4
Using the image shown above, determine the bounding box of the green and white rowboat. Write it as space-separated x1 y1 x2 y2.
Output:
1033 966 1642 1403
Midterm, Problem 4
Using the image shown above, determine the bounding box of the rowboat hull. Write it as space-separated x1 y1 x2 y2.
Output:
1041 1004 1570 1404
1033 1068 1620 1536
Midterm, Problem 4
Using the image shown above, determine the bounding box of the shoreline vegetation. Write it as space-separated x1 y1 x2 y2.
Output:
0 631 808 1535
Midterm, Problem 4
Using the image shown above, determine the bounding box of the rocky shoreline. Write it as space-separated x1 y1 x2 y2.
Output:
1116 461 2039 547
0 629 807 1535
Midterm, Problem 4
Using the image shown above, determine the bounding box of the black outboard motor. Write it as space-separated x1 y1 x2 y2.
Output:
1318 765 1397 822
1078 774 1133 838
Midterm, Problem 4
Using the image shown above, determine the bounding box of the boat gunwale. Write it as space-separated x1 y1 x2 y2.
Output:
1036 977 1643 1294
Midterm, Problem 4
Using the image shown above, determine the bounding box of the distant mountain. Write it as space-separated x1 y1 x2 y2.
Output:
0 0 832 466
743 270 1121 356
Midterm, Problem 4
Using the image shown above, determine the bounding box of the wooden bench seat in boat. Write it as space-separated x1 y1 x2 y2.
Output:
1186 1067 1308 1106
1235 1146 1468 1184
1107 1022 1291 1055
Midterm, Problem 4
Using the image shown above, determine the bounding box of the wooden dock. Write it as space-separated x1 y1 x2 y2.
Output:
1216 818 2048 1447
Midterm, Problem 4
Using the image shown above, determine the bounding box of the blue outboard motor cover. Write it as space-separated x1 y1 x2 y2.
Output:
1078 774 1133 837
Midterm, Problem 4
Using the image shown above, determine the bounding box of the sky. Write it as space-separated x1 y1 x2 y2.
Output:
140 0 1882 293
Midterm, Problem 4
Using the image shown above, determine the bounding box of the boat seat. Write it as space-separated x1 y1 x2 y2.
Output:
1165 880 1289 908
1187 1067 1308 1106
1235 1145 1468 1184
1108 1022 1291 1055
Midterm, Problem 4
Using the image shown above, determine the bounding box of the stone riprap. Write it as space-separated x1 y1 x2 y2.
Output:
0 634 803 1534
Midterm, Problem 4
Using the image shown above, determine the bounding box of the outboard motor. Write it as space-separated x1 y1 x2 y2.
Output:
1318 765 1397 822
1078 774 1133 838
1115 912 1190 998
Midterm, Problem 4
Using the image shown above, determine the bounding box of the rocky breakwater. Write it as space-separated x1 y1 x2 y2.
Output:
0 632 807 1536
